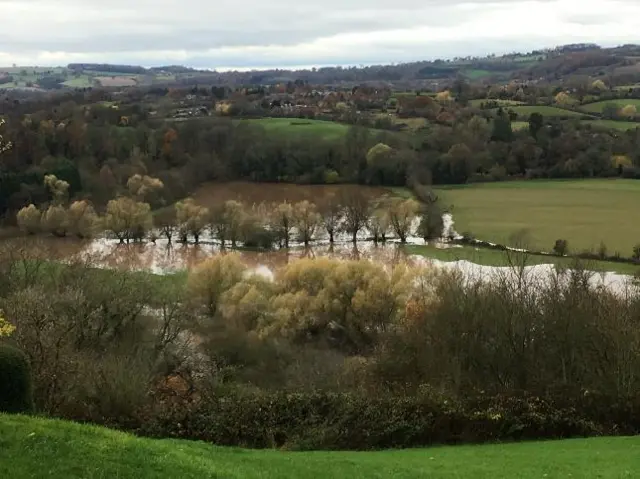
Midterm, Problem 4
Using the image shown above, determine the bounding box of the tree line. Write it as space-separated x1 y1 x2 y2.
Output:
4 86 640 221
16 174 445 247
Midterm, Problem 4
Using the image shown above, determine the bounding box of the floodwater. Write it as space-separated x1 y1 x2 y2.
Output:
2 213 635 293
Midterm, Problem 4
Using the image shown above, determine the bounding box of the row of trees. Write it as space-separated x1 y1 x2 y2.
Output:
17 176 445 247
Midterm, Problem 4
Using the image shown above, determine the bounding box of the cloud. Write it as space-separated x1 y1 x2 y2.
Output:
0 0 639 68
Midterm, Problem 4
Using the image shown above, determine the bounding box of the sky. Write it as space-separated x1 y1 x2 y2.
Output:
1 0 639 70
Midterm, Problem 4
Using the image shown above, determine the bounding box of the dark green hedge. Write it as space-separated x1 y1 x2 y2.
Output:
0 343 33 413
133 391 640 450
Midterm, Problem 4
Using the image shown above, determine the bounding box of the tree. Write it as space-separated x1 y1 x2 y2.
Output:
620 104 637 118
388 198 420 243
602 102 619 119
210 200 245 248
0 311 15 338
491 111 513 143
435 90 452 102
553 239 569 256
16 205 41 235
67 200 99 238
554 91 571 105
127 174 164 201
293 201 321 247
592 79 607 92
266 258 414 354
368 207 390 244
41 205 68 237
417 201 444 241
528 112 544 138
44 174 69 205
175 198 209 243
271 202 295 248
341 191 371 243
154 207 178 242
187 254 246 317
320 197 343 244
103 197 152 243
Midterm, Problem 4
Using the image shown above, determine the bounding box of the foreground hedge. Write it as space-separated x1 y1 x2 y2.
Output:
129 391 640 450
0 343 33 414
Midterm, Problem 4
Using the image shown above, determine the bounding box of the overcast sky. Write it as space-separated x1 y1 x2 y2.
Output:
1 0 639 70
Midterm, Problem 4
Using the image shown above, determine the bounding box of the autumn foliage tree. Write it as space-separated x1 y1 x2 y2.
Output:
16 205 41 235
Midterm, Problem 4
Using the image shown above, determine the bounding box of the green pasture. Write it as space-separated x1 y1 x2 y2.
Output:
436 179 640 255
580 99 640 113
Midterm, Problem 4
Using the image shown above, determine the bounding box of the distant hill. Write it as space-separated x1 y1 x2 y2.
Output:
0 43 639 93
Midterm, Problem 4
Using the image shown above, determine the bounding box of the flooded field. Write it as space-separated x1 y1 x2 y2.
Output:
191 182 397 208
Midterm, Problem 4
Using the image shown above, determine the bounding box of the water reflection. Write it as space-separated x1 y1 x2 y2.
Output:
4 236 421 275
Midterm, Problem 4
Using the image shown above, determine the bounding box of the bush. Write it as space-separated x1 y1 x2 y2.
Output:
0 343 33 413
553 239 569 256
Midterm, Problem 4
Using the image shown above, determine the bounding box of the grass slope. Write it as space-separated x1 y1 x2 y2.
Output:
436 179 640 255
580 98 640 113
2 414 640 479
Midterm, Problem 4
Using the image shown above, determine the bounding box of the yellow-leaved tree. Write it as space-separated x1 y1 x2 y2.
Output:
187 254 247 317
175 198 209 243
0 310 15 337
16 204 41 235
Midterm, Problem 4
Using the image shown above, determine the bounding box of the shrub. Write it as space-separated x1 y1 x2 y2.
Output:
553 239 569 256
0 343 33 413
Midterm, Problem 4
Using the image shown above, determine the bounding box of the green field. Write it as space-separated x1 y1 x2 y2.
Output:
406 244 640 275
436 179 640 255
62 75 94 88
497 105 592 118
582 119 640 131
463 69 493 79
240 118 359 142
580 99 640 113
2 414 639 479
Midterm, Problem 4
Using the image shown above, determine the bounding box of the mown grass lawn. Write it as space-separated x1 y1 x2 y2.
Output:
435 179 640 255
1 414 639 479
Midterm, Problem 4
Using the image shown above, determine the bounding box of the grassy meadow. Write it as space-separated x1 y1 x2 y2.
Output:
239 118 352 142
580 98 640 113
2 414 639 479
436 179 640 255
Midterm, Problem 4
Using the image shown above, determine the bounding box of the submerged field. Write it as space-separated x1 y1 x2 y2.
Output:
191 181 395 208
1 414 639 479
436 179 640 255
